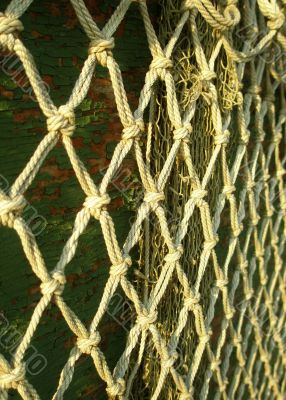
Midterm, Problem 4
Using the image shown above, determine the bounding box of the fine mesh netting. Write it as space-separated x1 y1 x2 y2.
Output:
0 0 286 399
131 1 286 398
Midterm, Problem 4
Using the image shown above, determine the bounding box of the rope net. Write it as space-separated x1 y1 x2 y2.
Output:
0 0 286 399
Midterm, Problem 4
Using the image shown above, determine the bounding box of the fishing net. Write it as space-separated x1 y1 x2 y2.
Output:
0 0 286 399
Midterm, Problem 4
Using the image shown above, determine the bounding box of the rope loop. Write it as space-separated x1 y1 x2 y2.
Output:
265 9 285 30
223 4 241 27
182 0 240 31
89 37 114 67
47 105 75 137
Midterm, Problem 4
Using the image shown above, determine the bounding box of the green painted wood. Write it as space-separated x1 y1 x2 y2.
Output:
0 1 154 398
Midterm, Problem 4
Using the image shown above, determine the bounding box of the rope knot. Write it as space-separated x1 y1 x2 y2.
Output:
173 124 192 142
0 193 26 217
190 189 207 207
150 55 173 79
162 350 178 369
84 193 110 219
215 278 228 289
240 260 248 270
164 245 183 264
106 378 126 397
47 106 75 137
89 37 114 67
232 223 243 238
244 375 252 386
214 130 230 145
77 331 101 354
262 172 270 182
233 333 242 346
185 292 200 311
239 359 246 368
222 185 235 197
245 289 254 301
199 330 212 345
122 120 144 141
40 271 66 296
219 381 228 393
264 93 275 103
249 215 260 227
144 190 165 204
247 85 261 96
210 357 221 371
225 307 235 320
273 130 282 144
110 256 132 278
240 129 250 145
276 167 286 177
137 309 157 329
204 235 218 252
0 13 23 35
246 179 255 192
0 363 25 389
200 70 216 82
0 192 26 228
0 13 23 50
179 392 193 400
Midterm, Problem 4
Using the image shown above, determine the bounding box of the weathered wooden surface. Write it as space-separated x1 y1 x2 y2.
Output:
0 1 152 398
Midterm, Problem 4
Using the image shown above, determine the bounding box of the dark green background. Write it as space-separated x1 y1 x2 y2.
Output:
0 1 154 398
